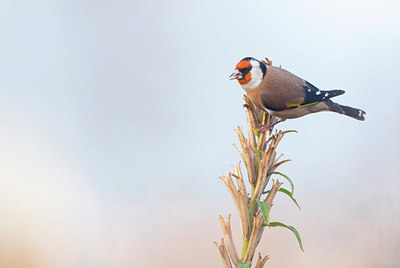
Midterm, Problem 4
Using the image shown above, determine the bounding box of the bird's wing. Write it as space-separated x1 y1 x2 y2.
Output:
296 81 345 109
258 67 308 111
259 66 345 111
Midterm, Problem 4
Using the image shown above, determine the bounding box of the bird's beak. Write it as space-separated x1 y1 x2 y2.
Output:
229 69 243 80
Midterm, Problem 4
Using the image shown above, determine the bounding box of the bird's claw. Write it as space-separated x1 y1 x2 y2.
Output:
259 120 282 133
259 124 273 133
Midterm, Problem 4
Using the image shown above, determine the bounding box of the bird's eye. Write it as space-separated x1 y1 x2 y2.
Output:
244 67 252 72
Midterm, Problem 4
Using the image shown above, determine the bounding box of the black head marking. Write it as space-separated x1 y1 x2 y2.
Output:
241 66 252 74
241 57 256 62
259 61 267 77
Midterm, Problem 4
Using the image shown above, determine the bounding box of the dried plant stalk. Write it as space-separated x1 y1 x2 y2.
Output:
220 173 250 239
215 65 300 267
244 213 265 263
219 215 239 266
265 180 283 206
254 253 269 268
214 238 233 268
234 127 256 185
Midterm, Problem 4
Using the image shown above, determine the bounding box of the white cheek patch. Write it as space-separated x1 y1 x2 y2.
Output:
242 60 264 90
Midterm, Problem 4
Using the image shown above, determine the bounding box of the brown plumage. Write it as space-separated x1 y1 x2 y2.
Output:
229 57 366 122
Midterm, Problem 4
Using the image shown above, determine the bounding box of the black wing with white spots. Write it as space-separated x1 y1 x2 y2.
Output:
301 81 345 106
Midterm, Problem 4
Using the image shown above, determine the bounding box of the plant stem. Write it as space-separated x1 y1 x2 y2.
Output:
241 238 249 260
242 111 266 263
243 185 256 260
248 198 257 225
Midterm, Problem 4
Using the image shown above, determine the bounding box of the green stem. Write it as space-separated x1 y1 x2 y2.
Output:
250 142 261 228
243 186 256 259
241 238 249 260
248 198 257 226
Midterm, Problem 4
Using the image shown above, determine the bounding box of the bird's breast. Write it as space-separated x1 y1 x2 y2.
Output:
245 88 265 111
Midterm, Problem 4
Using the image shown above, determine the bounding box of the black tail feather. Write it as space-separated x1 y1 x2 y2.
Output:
339 104 366 121
324 99 366 121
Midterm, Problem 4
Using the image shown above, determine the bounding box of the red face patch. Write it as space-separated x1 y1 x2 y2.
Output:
235 60 252 70
239 73 252 85
235 60 252 85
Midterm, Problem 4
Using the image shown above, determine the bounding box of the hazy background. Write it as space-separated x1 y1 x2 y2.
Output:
0 0 399 267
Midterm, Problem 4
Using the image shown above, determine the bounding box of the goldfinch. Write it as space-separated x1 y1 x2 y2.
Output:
229 57 366 124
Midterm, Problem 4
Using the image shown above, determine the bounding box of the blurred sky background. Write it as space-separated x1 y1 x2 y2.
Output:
0 0 399 267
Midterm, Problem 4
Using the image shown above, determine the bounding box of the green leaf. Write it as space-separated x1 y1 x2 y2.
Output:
256 200 270 225
273 172 295 194
238 260 251 268
278 188 301 210
269 221 304 251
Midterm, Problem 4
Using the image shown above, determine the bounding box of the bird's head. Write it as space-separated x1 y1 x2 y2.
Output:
229 57 266 90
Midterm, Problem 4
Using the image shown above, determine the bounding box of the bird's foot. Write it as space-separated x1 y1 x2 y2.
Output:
259 120 282 133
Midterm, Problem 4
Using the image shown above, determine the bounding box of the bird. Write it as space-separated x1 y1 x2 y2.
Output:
229 57 365 130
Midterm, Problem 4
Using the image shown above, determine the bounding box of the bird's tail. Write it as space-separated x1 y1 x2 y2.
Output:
325 100 366 121
339 104 366 120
